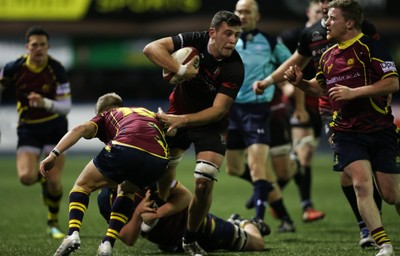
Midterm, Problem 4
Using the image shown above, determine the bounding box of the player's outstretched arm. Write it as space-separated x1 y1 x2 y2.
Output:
39 121 96 176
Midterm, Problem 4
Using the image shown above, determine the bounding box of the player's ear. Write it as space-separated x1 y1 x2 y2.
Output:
208 27 216 40
347 19 355 29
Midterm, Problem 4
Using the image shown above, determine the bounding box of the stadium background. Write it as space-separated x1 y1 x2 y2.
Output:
1 0 400 153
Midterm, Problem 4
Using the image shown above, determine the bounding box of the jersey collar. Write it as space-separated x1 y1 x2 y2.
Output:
338 33 364 50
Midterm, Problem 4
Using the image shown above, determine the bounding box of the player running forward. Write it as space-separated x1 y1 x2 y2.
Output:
143 10 245 256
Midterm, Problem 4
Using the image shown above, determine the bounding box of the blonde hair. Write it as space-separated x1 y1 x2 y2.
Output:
95 92 123 115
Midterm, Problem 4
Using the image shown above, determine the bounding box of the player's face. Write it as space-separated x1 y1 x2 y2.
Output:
25 35 49 65
325 8 348 42
307 2 323 25
235 0 259 32
209 22 241 59
319 0 333 22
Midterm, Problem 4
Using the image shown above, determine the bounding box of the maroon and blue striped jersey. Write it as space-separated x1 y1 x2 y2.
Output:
90 107 169 159
0 55 70 124
316 33 398 132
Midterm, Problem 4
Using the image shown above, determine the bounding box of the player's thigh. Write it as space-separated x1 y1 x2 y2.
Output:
16 150 40 181
74 160 113 193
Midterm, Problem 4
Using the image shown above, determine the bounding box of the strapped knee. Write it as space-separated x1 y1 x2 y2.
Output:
194 160 220 181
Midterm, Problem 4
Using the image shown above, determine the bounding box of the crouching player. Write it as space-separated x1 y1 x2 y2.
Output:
97 180 266 253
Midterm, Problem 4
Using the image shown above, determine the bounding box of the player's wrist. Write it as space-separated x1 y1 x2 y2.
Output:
140 218 159 232
51 148 61 158
43 97 54 111
263 75 274 87
177 64 187 76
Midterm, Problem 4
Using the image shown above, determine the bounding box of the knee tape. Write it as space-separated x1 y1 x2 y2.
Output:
194 160 220 181
233 225 248 251
294 135 317 148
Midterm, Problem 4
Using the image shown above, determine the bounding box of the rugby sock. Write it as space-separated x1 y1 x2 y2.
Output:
371 227 391 246
269 199 293 223
41 178 63 226
277 178 290 190
239 164 253 183
46 191 63 226
103 194 135 247
68 189 89 235
253 180 270 219
295 165 312 210
341 185 364 228
373 183 382 214
301 166 312 207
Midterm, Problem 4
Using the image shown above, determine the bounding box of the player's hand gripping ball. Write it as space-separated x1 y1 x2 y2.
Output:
162 47 199 84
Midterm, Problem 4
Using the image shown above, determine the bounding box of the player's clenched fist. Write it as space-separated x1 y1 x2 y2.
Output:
284 65 303 85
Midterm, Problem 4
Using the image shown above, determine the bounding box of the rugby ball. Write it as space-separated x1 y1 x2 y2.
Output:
162 47 199 84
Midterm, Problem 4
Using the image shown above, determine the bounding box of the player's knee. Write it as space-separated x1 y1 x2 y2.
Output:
19 173 38 185
225 165 238 176
194 160 220 181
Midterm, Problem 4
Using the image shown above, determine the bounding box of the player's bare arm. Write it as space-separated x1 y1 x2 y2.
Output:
143 37 196 79
39 121 97 176
157 94 233 130
253 51 311 95
284 65 323 97
329 76 399 101
143 37 178 71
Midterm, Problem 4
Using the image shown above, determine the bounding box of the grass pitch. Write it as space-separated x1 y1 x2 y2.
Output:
0 151 398 256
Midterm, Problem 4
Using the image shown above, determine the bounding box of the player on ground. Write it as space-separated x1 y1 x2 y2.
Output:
143 10 245 256
97 180 266 253
0 26 71 239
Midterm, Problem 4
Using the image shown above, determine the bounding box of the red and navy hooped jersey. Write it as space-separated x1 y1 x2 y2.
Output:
297 19 332 113
168 31 244 129
316 33 398 132
90 107 169 159
0 55 70 124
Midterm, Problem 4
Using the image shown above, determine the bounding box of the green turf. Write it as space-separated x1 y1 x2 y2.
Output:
0 152 398 256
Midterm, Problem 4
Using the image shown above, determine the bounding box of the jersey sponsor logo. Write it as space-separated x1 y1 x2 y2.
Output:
312 44 330 58
380 61 397 73
347 58 354 66
311 31 324 42
326 72 361 85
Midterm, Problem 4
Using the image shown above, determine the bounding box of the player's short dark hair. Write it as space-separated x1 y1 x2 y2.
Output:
328 0 363 30
210 10 241 30
25 26 50 42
